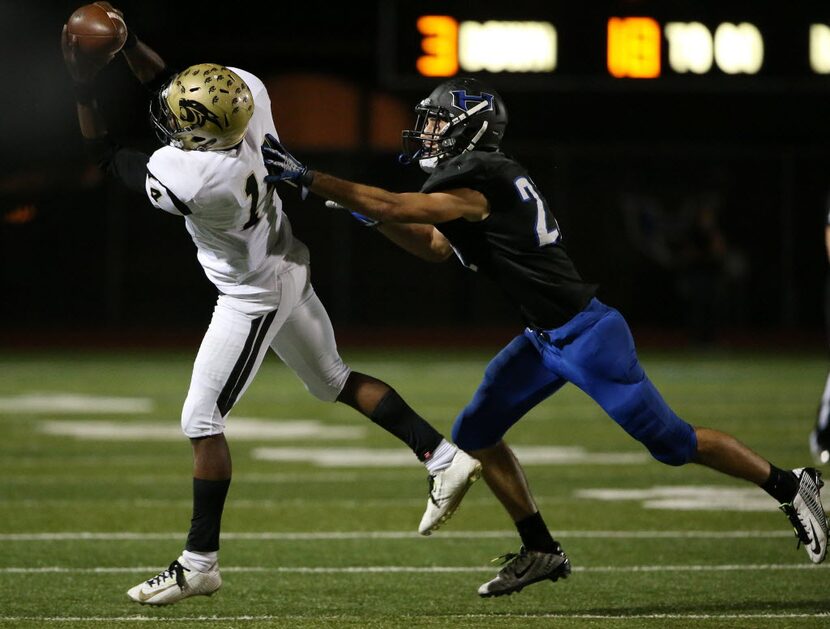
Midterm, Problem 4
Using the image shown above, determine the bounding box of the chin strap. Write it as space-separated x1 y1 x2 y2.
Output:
398 149 419 165
462 120 489 154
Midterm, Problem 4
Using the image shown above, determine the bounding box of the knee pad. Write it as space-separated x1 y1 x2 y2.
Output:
451 405 501 452
181 394 225 438
601 376 697 467
303 362 352 402
641 419 697 466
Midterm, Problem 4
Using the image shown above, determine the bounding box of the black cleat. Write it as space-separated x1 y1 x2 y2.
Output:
478 545 571 598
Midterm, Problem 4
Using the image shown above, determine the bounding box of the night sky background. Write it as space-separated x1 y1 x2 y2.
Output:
3 0 830 348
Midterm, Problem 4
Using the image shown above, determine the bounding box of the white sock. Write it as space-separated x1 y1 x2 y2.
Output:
180 549 218 573
425 439 458 474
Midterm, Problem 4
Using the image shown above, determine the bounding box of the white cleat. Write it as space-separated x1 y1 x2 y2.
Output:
810 429 830 466
418 450 482 535
127 557 222 605
780 467 829 564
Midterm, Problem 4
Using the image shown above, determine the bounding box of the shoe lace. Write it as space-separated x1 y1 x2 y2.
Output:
779 503 808 550
146 560 188 590
490 546 527 571
491 552 518 566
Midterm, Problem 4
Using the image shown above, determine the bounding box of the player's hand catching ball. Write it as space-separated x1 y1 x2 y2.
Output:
62 2 127 85
262 134 314 187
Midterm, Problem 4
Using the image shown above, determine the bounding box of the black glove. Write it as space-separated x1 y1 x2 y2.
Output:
262 134 314 187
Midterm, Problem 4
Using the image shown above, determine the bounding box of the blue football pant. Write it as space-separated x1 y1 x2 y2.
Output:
452 299 698 466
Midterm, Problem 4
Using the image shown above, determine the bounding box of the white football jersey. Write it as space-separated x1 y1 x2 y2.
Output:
144 68 309 311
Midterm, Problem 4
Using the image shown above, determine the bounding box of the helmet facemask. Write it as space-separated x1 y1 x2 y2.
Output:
149 84 189 149
401 103 454 170
401 87 502 172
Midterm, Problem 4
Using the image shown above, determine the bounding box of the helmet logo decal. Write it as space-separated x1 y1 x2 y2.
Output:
177 99 223 130
450 90 494 113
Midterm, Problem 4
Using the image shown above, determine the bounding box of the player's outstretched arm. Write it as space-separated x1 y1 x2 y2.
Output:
377 223 454 263
327 201 452 262
83 3 168 88
121 33 167 88
62 24 110 140
261 134 489 223
311 171 487 224
62 17 150 194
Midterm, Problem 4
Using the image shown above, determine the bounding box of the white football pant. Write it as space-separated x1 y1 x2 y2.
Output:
181 264 351 437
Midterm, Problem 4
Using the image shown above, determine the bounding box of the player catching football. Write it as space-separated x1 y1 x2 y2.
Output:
262 77 830 597
61 6 481 606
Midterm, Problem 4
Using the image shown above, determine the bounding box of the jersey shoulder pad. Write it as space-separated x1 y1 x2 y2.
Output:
229 68 265 97
421 151 513 194
229 67 277 145
145 147 202 215
229 67 270 113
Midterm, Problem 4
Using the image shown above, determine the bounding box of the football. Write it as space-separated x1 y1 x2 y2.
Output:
65 3 127 59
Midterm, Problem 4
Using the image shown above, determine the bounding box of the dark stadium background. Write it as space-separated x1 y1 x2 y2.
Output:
2 0 829 348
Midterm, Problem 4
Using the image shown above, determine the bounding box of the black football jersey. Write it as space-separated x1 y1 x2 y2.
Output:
422 151 597 329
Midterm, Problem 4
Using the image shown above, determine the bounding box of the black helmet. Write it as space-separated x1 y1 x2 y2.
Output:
401 77 507 166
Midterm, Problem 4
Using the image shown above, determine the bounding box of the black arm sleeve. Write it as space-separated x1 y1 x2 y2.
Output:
85 136 149 194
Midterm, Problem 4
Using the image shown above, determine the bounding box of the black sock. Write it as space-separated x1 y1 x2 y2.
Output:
516 511 559 554
761 464 798 504
370 390 443 461
185 478 231 552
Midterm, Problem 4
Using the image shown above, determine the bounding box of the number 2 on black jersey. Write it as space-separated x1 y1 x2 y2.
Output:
514 176 561 246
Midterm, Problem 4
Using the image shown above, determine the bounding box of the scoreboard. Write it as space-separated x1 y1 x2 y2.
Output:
378 2 830 92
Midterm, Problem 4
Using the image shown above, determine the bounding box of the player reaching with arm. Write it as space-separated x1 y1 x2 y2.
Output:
62 8 480 606
263 77 830 597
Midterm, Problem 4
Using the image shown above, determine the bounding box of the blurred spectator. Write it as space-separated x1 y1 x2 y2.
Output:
621 178 747 344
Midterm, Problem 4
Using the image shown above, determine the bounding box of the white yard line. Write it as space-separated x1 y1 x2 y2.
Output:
0 612 828 623
2 471 416 483
0 563 827 575
0 529 792 541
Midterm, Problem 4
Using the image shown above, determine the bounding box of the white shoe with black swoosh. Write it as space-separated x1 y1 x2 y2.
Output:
477 545 571 598
780 467 829 564
418 450 482 535
127 557 221 605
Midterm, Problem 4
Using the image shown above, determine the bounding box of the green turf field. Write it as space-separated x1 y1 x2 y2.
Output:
1 347 829 628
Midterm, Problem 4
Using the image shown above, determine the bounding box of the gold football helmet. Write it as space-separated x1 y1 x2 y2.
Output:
150 63 254 151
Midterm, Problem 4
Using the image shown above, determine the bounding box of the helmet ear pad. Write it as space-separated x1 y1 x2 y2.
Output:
149 64 254 151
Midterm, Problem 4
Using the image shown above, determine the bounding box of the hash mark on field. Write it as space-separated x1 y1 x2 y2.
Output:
0 393 152 414
0 529 793 541
252 445 648 466
39 419 364 441
576 486 777 511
